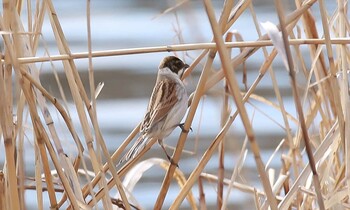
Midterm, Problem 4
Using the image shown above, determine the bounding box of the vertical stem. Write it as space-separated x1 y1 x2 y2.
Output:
1 1 20 209
0 172 5 210
274 0 325 209
154 0 238 208
198 177 207 210
0 59 20 210
202 0 278 209
337 0 350 201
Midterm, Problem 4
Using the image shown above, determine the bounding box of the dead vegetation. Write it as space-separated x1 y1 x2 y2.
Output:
0 0 349 209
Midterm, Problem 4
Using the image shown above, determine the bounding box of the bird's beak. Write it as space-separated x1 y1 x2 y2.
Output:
179 64 190 79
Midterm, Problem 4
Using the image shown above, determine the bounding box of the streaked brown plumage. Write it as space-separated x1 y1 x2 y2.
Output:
119 56 189 164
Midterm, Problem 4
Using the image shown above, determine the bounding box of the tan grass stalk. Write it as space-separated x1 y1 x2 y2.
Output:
202 0 277 209
45 1 127 209
16 109 25 210
169 45 279 209
10 6 96 208
15 38 350 64
221 137 249 209
155 0 243 208
0 58 20 210
249 2 297 180
0 171 5 210
201 172 268 198
1 4 23 210
3 1 104 209
318 0 345 143
80 123 140 203
84 36 223 204
85 136 159 206
32 0 46 53
84 0 109 208
156 40 213 209
13 68 27 210
336 0 350 202
216 32 234 209
274 0 325 208
294 0 333 120
279 121 338 208
163 2 280 209
34 141 44 210
169 111 238 209
225 0 252 32
198 176 207 210
1 0 349 209
253 188 262 210
203 0 318 94
217 82 227 209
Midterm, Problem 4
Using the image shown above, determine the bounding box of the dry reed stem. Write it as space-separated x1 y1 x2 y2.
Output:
201 172 271 198
319 0 345 147
203 0 318 94
0 2 21 210
175 44 276 207
0 57 20 210
216 1 237 205
279 121 339 208
170 45 280 209
203 0 278 209
32 0 46 54
249 2 295 163
85 0 113 209
46 2 112 210
1 0 350 209
274 0 325 209
84 44 214 205
167 0 280 208
156 0 244 208
88 11 129 208
46 0 129 208
216 33 233 209
81 124 141 199
336 0 350 203
169 108 236 209
156 50 212 209
221 137 249 209
198 176 207 209
0 172 5 210
85 136 159 207
14 38 350 64
17 0 105 206
296 0 334 122
12 5 93 208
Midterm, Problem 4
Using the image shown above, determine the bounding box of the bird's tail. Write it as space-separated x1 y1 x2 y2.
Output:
118 135 147 166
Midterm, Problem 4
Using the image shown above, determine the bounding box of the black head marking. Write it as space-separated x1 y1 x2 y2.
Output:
159 56 189 77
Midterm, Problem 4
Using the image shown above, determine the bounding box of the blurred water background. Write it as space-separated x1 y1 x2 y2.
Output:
0 0 339 209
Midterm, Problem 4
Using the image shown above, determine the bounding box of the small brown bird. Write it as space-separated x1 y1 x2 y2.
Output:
119 56 189 164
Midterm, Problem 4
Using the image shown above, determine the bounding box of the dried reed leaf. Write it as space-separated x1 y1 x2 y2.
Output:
279 122 339 208
261 21 289 71
122 158 197 209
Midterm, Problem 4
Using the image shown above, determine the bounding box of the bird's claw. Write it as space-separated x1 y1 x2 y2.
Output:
168 156 179 168
178 123 192 133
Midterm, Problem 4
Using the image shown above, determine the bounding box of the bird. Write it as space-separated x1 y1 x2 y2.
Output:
119 56 189 165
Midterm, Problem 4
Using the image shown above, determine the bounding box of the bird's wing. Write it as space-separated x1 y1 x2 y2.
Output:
140 78 178 133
